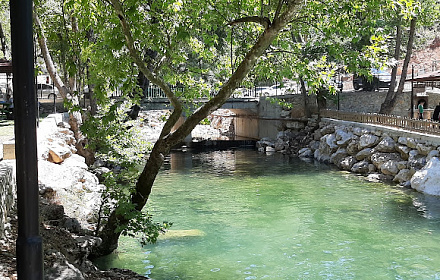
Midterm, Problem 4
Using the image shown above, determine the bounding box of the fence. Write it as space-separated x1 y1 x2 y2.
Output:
321 109 440 136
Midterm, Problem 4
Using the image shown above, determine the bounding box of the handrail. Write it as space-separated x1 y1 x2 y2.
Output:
321 109 440 136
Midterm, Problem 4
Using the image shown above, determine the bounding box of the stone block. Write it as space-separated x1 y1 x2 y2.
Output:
3 140 15 160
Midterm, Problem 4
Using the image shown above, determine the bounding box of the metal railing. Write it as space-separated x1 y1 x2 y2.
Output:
321 109 440 136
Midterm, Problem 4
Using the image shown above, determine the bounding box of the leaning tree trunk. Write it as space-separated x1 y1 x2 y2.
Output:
94 0 304 257
379 21 402 114
34 11 95 164
379 18 416 115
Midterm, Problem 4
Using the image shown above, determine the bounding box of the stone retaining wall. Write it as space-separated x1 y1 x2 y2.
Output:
298 118 440 195
0 162 15 240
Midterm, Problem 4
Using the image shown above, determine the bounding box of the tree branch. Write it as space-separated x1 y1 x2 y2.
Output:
109 0 182 119
228 16 271 29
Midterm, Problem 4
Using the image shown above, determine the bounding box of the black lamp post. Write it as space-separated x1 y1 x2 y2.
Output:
10 0 44 278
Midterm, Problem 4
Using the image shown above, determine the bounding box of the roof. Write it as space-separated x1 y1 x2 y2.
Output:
406 70 440 82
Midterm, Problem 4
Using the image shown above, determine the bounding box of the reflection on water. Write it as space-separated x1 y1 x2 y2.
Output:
94 150 440 280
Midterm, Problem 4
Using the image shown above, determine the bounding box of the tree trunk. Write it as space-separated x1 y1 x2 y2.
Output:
34 11 94 163
299 76 311 118
379 22 402 114
0 22 7 58
94 0 304 257
379 18 416 114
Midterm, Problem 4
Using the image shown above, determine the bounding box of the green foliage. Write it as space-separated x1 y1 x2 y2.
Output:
100 170 172 245
199 118 211 125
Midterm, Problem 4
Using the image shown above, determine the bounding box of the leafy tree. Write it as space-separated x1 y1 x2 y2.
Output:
379 0 440 114
82 0 399 256
30 0 434 257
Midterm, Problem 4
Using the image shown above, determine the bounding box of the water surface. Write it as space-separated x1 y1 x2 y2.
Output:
94 150 440 279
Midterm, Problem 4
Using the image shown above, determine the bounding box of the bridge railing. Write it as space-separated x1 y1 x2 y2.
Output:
321 109 440 136
140 84 294 100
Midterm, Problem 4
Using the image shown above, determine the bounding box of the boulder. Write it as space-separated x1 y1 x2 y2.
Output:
380 160 400 176
320 125 335 135
298 148 313 158
366 173 394 183
358 134 379 149
393 169 413 184
408 150 427 171
330 148 348 167
417 143 434 156
340 156 357 171
370 152 402 170
351 160 370 174
411 157 440 196
355 148 372 161
427 150 440 161
335 129 353 147
395 145 411 160
346 140 360 156
406 138 418 149
376 136 396 153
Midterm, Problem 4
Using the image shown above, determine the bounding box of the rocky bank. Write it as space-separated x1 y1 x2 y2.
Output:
257 116 440 196
0 109 234 280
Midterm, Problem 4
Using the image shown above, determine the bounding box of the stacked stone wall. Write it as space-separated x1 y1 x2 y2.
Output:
297 118 440 195
0 163 15 240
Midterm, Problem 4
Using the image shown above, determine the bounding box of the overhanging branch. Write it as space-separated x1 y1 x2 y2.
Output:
228 16 271 29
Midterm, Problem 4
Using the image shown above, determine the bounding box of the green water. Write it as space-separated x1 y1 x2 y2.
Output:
94 150 440 279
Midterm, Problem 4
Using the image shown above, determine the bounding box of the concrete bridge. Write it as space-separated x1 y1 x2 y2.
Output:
140 94 309 141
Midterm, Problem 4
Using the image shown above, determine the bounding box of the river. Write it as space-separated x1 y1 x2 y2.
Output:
94 149 440 279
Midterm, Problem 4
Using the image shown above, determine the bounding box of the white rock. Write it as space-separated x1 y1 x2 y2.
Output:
411 157 440 196
427 150 440 161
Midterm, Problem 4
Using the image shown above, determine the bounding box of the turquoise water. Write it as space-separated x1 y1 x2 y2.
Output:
94 150 440 279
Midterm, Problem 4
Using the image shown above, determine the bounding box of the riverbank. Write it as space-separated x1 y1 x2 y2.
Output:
0 110 235 279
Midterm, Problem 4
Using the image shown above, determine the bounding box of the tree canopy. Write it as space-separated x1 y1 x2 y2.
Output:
21 0 440 256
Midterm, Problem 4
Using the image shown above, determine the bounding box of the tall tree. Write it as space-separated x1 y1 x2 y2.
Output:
379 0 439 114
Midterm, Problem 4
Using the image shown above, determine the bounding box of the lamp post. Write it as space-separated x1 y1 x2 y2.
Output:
411 65 414 119
10 0 44 278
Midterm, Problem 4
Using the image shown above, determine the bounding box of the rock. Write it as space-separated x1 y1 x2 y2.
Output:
335 129 353 146
42 203 65 221
298 148 313 158
266 146 276 153
274 138 286 151
370 152 401 170
380 160 399 176
340 156 357 171
48 146 72 164
330 148 348 167
376 136 396 152
351 160 370 174
355 148 372 161
314 149 330 163
309 140 320 152
396 145 411 160
158 229 206 240
393 169 413 184
45 259 85 280
366 173 394 183
62 217 82 233
62 154 88 170
346 140 360 155
320 125 335 135
358 134 379 149
427 150 440 161
411 157 440 196
417 143 433 156
408 150 427 170
406 138 418 149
